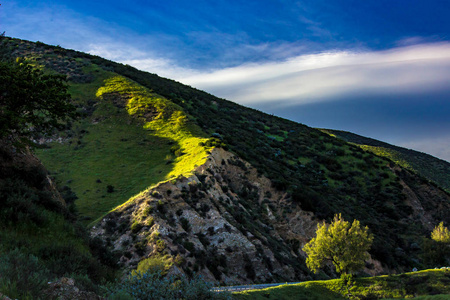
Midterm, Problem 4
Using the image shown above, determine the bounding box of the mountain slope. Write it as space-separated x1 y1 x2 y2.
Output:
2 36 449 284
321 129 450 192
0 139 115 298
38 71 212 223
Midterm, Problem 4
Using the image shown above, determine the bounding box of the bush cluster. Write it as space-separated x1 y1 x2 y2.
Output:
108 270 231 300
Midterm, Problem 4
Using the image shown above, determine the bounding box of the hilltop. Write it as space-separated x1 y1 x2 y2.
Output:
0 36 449 292
321 129 450 192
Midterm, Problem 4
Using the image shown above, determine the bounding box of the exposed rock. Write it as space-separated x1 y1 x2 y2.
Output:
92 148 318 284
92 147 450 284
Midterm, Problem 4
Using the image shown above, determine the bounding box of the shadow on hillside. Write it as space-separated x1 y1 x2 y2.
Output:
36 103 179 224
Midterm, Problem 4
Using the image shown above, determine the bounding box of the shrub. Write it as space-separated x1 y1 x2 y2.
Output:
243 253 256 280
37 243 95 279
131 220 143 233
107 185 115 193
146 216 155 227
422 238 450 267
107 270 232 300
157 200 165 213
142 206 153 217
183 241 195 252
0 248 51 299
132 254 173 276
134 240 147 256
155 239 166 252
180 217 191 232
0 179 51 226
431 222 450 243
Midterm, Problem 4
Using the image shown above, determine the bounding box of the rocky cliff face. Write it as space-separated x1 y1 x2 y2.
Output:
91 148 318 284
395 166 450 230
92 147 450 284
4 37 448 284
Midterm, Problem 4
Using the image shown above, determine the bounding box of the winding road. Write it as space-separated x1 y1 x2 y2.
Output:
213 281 302 292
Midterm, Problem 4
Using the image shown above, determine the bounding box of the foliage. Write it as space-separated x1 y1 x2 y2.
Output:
0 59 77 143
358 144 413 170
107 270 231 300
234 269 450 300
324 129 450 192
421 239 450 267
86 44 431 270
4 37 450 277
431 222 450 243
96 76 211 180
130 220 143 233
131 254 173 276
0 143 117 297
38 74 212 224
0 178 61 226
303 214 373 275
0 248 51 299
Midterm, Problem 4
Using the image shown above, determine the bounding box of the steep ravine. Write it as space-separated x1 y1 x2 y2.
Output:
91 147 450 284
92 148 317 284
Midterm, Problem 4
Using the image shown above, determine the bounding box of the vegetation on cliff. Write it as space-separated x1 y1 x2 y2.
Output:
0 60 115 298
1 36 449 297
322 129 450 192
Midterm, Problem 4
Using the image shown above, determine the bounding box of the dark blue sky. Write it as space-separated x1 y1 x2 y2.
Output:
2 0 450 161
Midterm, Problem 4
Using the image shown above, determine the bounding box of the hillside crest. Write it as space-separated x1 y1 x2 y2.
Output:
1 36 449 286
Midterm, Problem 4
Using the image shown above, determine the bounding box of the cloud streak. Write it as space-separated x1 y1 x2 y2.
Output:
3 2 449 161
399 135 450 163
177 43 450 106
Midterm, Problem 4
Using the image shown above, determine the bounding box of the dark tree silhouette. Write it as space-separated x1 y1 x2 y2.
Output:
0 59 77 144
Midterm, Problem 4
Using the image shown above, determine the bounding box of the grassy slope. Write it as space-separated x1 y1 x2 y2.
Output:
0 142 115 298
87 54 450 272
235 269 450 300
93 55 432 270
0 37 209 298
3 37 449 272
322 129 450 192
36 62 210 224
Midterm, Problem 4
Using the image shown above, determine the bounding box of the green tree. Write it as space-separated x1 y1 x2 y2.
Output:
0 58 77 144
303 213 373 275
431 222 450 243
423 222 450 267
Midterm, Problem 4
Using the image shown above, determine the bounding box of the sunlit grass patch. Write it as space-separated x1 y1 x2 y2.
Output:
96 76 211 182
359 145 414 170
234 269 450 300
37 74 211 224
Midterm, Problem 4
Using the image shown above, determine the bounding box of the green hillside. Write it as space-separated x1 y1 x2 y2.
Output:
321 129 450 192
1 36 449 281
0 119 116 299
37 71 211 223
0 37 212 223
73 49 449 270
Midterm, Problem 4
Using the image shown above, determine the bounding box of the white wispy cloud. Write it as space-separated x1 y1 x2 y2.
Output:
3 2 450 162
86 43 200 79
177 43 450 105
3 2 111 48
6 1 450 105
399 135 450 163
2 1 190 79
